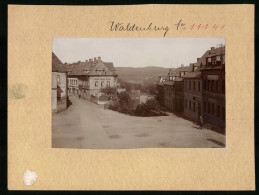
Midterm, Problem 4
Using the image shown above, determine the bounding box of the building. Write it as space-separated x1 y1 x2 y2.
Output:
201 46 225 130
66 57 118 103
156 76 167 106
163 69 174 111
163 66 191 113
183 66 202 122
52 52 68 113
172 65 191 114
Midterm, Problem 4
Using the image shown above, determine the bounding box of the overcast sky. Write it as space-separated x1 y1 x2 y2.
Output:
53 37 225 68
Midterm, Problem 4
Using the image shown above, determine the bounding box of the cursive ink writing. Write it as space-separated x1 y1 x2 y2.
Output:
109 21 170 37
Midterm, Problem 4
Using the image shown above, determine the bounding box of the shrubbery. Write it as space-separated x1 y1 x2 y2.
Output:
108 92 168 117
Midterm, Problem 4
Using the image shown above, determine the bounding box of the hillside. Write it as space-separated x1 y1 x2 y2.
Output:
115 66 172 85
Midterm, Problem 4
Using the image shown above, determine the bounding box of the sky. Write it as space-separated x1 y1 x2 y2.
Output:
53 37 225 68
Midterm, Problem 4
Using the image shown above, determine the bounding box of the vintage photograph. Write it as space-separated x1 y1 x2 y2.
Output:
52 38 225 149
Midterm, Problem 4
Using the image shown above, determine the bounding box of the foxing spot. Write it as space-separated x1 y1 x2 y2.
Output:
23 170 38 186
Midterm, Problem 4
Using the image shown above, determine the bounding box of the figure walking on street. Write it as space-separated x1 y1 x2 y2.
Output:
199 115 203 130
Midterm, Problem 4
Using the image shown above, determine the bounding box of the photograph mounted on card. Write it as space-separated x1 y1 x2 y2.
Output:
52 37 226 149
8 4 254 190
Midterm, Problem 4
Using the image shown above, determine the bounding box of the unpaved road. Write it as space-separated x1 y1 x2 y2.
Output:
52 96 225 149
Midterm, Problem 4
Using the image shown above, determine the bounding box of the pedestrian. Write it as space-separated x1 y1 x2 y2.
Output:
199 115 203 130
79 93 81 99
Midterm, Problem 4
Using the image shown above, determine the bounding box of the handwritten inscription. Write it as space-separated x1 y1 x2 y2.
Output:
109 20 226 37
110 21 170 37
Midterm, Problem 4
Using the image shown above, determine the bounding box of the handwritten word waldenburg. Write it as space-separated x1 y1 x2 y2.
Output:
109 21 170 37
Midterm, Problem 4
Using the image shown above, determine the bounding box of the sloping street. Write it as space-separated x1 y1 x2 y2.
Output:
52 96 225 149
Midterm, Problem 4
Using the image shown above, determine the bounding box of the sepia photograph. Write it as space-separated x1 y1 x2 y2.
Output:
52 37 226 149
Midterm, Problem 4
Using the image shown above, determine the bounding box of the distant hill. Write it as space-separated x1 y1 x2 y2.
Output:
115 66 172 86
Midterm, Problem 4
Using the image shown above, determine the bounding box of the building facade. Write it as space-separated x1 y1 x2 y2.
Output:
52 52 68 113
183 71 202 122
201 47 225 129
66 57 118 103
155 46 225 132
156 76 167 106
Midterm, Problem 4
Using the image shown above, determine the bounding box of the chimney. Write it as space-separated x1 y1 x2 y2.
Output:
190 63 194 72
89 58 93 62
78 61 81 63
94 57 97 61
197 58 200 62
98 56 101 61
85 60 88 62
181 64 184 68
211 47 215 50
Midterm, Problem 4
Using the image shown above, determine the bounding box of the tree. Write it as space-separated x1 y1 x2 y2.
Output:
118 91 132 106
101 87 117 95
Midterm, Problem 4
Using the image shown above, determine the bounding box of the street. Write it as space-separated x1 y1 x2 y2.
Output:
52 96 225 149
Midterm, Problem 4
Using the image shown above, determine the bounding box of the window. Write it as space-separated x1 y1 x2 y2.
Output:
204 101 206 113
208 80 210 91
95 81 98 87
193 102 196 112
212 103 215 115
211 80 214 91
189 100 191 110
212 57 216 65
198 81 200 91
101 81 104 87
185 99 187 108
208 102 210 114
216 105 220 117
107 81 110 87
193 81 195 91
57 75 60 84
221 107 225 121
215 81 218 92
204 79 206 90
189 81 191 90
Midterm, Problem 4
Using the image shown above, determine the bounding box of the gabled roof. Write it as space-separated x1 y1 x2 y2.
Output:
172 66 192 76
193 46 225 67
104 62 116 71
52 52 66 73
68 59 117 76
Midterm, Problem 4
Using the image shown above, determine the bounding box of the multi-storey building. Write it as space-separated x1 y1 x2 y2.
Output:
163 66 191 113
52 52 68 113
183 68 202 122
156 76 167 106
67 57 118 102
201 46 225 130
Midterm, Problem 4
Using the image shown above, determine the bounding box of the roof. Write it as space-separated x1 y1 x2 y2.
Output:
104 62 116 71
174 77 183 82
52 52 66 73
172 66 192 76
193 46 225 67
182 71 201 79
68 59 117 76
163 81 174 86
200 66 223 71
